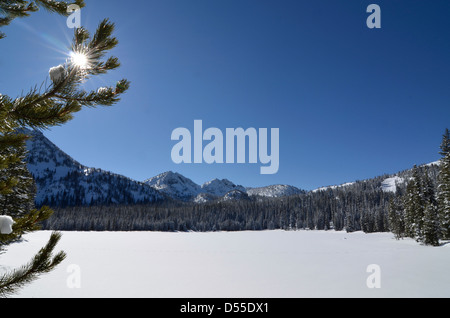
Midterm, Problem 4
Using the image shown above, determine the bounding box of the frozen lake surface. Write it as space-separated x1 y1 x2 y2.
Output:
1 230 449 298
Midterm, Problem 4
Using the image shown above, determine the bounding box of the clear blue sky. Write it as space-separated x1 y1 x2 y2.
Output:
1 0 449 190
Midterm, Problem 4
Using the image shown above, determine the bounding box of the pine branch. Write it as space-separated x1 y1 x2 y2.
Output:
34 0 85 16
0 1 128 297
0 132 29 149
0 232 66 297
0 0 85 38
0 0 38 18
4 19 130 129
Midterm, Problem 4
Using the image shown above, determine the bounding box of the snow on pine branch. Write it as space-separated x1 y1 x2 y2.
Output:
0 216 14 235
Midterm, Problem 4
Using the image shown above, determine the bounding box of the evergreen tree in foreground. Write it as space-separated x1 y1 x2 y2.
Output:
0 0 129 296
392 129 450 245
438 129 450 239
388 197 405 240
421 172 440 246
403 166 443 245
0 137 36 219
403 166 424 239
422 200 440 246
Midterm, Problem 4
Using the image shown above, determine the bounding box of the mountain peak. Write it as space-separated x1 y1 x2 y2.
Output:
246 184 304 197
24 130 305 205
201 178 246 196
144 171 201 201
24 129 163 206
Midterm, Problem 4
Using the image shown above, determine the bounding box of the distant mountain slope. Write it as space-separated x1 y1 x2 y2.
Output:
24 128 441 209
220 189 250 202
247 184 305 197
202 178 246 196
144 172 302 202
23 128 305 206
311 160 441 195
24 129 164 207
143 173 248 202
144 171 201 201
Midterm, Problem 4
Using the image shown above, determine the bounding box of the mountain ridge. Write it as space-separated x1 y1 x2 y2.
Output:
24 129 165 206
22 129 440 207
143 171 251 202
23 130 303 206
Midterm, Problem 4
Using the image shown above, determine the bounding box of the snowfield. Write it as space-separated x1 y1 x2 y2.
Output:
1 230 449 298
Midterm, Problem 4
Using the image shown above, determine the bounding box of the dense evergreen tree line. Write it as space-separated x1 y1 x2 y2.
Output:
43 177 397 233
389 129 450 246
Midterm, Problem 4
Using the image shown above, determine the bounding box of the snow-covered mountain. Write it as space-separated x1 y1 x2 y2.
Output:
193 192 219 204
220 189 250 202
22 129 305 206
24 128 440 208
247 184 305 197
311 160 441 195
144 171 201 201
143 171 304 202
24 129 164 207
202 178 246 196
143 173 248 202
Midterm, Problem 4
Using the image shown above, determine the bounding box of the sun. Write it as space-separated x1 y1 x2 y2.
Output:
70 51 89 69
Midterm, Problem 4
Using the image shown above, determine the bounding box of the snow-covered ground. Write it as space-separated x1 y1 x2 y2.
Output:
1 230 449 298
